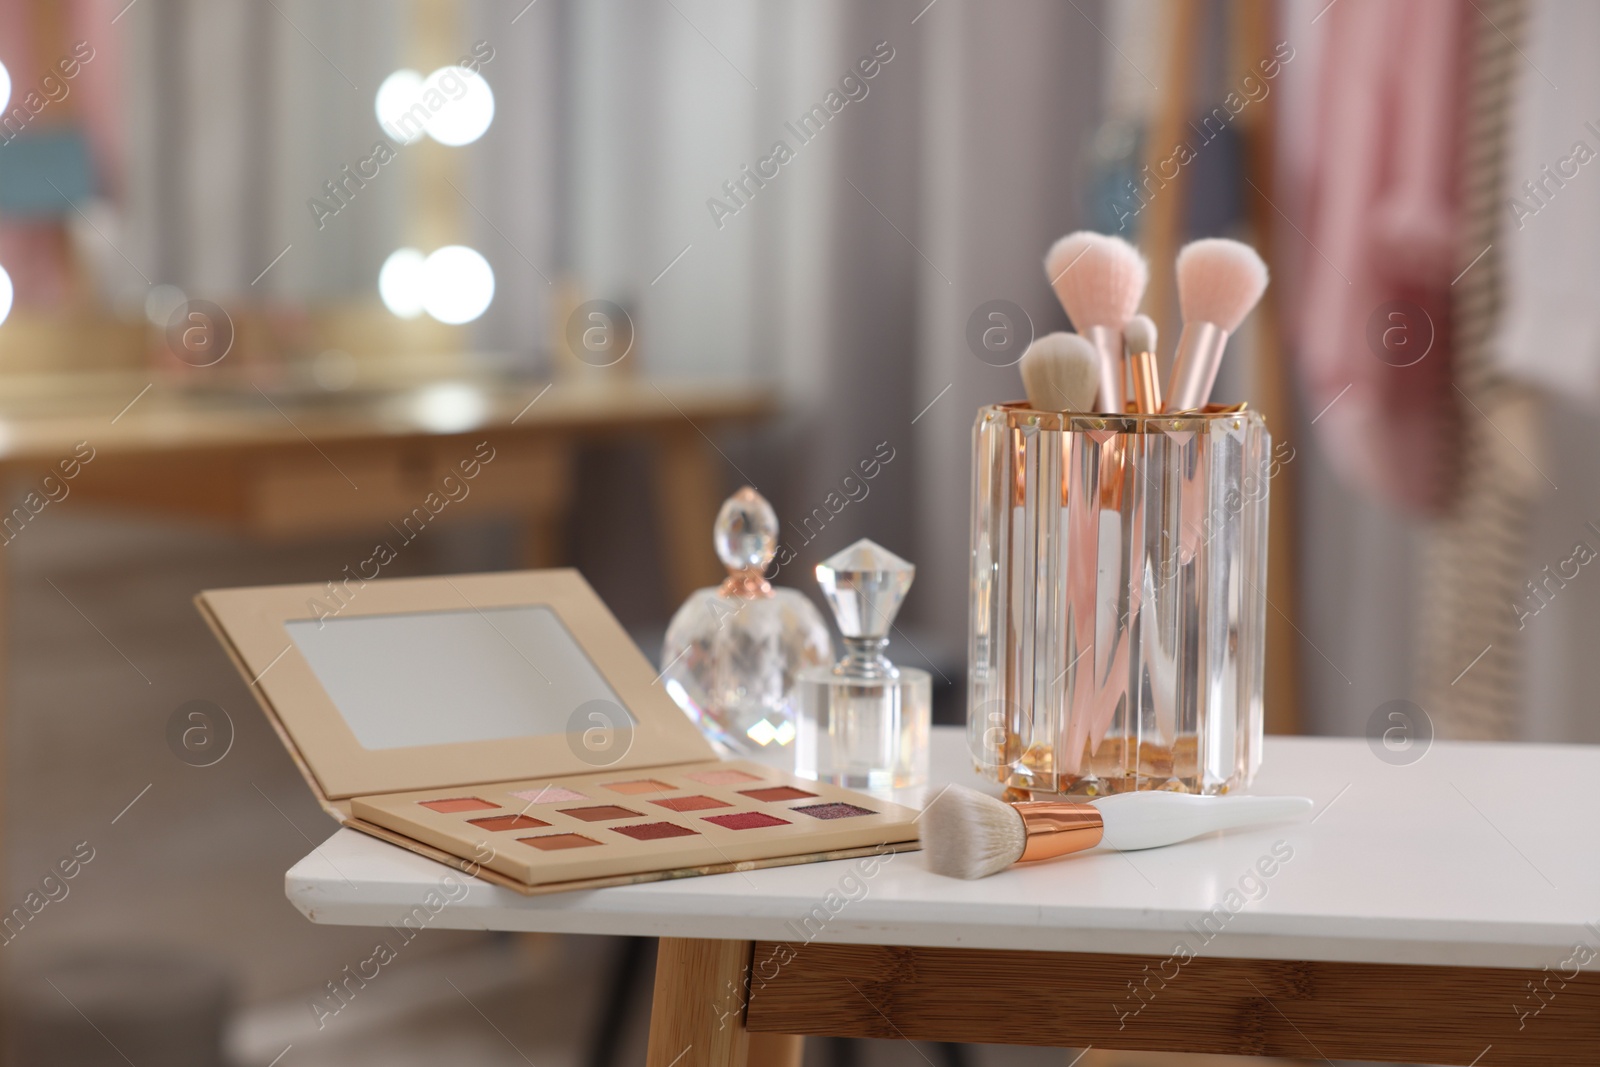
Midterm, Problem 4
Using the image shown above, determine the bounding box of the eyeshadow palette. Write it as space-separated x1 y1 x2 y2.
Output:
197 569 922 895
351 758 911 887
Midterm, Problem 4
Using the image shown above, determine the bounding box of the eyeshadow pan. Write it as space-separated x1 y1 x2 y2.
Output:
688 768 762 785
562 805 642 822
420 797 499 813
468 814 549 832
792 802 876 820
653 795 731 812
613 821 700 841
604 779 677 795
739 786 817 802
705 811 789 830
510 785 588 804
520 833 601 851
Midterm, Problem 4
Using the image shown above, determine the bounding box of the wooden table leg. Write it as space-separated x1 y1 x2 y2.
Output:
646 937 804 1067
654 431 726 607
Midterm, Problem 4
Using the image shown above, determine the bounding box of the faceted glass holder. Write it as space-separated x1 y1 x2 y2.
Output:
967 403 1270 798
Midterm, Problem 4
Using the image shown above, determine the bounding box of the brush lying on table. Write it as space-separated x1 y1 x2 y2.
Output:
920 784 1312 879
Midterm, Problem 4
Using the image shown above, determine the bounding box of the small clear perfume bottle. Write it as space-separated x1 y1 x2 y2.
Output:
795 539 931 793
661 487 832 768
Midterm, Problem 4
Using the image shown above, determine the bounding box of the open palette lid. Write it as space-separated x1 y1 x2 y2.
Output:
197 570 716 801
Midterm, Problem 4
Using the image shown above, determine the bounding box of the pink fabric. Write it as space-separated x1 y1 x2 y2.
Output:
1298 0 1464 515
0 0 126 308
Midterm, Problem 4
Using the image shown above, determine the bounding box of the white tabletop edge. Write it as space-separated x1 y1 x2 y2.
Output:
287 731 1600 972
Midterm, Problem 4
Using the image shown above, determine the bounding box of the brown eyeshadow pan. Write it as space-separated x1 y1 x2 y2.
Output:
561 805 642 822
688 768 761 786
520 833 601 851
792 802 875 820
604 779 677 795
739 786 817 803
468 814 549 832
705 811 789 830
420 797 499 813
652 795 731 812
613 821 699 841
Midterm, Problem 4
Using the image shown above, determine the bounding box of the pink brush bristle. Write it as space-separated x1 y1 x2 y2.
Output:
1044 231 1148 330
1175 238 1269 333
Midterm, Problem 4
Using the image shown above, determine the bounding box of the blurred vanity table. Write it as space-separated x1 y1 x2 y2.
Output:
0 371 772 601
288 728 1600 1067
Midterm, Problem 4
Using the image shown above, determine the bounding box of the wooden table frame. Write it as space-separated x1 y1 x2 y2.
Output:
647 938 1600 1066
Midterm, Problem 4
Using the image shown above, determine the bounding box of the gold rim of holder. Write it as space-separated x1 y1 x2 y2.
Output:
983 400 1256 434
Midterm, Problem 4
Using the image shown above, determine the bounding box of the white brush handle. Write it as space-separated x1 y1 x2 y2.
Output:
1089 792 1312 851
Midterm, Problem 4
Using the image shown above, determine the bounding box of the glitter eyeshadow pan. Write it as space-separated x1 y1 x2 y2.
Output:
419 797 499 813
652 795 731 812
510 786 588 804
604 779 677 795
688 769 762 786
705 811 789 830
561 805 643 822
520 833 601 851
792 802 875 820
739 786 817 802
468 815 549 832
613 822 699 841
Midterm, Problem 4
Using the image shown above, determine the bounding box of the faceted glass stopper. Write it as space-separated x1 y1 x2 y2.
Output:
714 487 777 574
815 538 914 640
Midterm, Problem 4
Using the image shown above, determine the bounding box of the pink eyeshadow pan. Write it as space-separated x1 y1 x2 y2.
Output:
705 811 789 830
653 795 731 812
689 769 761 786
604 779 677 795
613 822 699 841
468 815 549 832
420 797 499 813
739 786 817 803
521 833 601 851
510 786 587 804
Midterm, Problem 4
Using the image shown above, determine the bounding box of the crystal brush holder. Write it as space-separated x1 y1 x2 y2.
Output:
967 403 1271 797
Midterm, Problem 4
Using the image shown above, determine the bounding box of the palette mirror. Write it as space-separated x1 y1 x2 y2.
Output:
197 570 716 799
285 606 633 751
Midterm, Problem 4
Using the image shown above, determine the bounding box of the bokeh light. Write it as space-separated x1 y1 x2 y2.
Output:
420 246 494 325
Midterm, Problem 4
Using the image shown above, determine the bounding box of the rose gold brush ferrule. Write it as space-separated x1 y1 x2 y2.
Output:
1131 348 1162 414
1015 800 1105 862
1083 324 1126 414
1165 322 1228 413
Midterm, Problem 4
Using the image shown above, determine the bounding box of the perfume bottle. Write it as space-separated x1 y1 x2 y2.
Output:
796 539 931 793
661 487 832 768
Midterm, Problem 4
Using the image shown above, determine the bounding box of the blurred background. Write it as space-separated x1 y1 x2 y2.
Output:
0 0 1592 1064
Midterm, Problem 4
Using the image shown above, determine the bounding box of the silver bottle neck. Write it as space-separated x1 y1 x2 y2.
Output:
836 635 900 680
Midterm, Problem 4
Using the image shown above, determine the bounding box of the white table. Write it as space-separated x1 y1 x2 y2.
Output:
289 729 1600 1066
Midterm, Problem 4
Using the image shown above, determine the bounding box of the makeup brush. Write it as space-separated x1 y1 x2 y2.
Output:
1019 332 1100 412
1124 313 1161 414
1044 232 1148 414
1165 238 1269 412
921 784 1311 880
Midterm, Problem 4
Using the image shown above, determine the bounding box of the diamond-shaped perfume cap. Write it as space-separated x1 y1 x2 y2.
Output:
815 539 914 640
